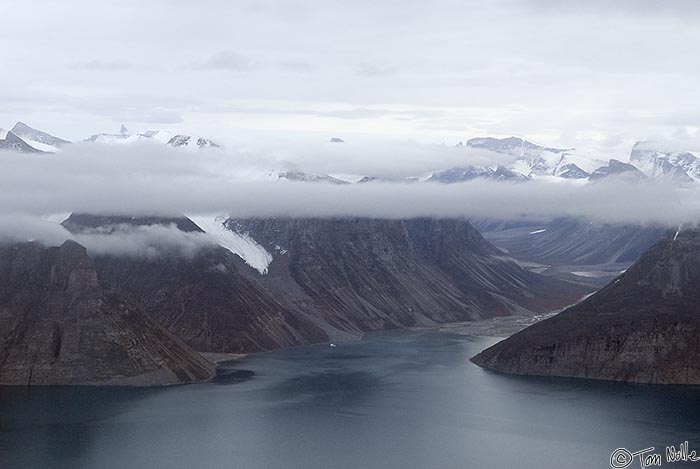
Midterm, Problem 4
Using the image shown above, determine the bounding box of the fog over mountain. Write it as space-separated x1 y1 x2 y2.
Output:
0 140 699 255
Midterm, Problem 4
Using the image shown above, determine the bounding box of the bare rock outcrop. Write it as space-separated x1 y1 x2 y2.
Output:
0 241 214 385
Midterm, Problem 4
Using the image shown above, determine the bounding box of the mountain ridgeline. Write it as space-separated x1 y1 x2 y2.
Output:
4 122 700 186
471 226 700 385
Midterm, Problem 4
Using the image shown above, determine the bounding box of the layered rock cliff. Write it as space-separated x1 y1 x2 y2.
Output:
471 227 700 385
235 218 589 330
0 241 214 385
63 215 590 354
63 215 328 353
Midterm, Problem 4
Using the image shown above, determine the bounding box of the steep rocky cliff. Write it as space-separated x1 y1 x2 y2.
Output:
63 214 590 354
63 214 328 353
471 227 700 385
233 218 590 335
0 241 214 385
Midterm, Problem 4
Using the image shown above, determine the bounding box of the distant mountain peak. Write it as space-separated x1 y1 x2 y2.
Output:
466 136 571 155
278 170 350 184
463 135 598 180
86 128 221 149
555 163 589 179
630 140 700 181
167 134 221 149
10 121 70 151
589 159 647 181
428 164 528 183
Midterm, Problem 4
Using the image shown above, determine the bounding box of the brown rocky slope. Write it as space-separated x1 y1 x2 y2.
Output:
471 227 700 385
62 214 591 355
0 241 214 385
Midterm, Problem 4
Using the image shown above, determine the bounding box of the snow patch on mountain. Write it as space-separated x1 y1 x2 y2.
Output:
41 212 72 224
189 215 272 274
86 128 220 149
466 136 605 178
630 140 700 181
21 139 58 152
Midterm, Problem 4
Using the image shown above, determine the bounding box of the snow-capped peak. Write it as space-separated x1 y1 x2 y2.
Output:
167 134 220 149
86 127 221 149
630 140 700 181
10 122 70 152
465 136 604 178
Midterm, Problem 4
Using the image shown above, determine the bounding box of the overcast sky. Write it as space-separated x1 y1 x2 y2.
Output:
2 0 700 155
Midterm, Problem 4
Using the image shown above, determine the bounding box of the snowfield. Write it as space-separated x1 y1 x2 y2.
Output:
189 215 273 274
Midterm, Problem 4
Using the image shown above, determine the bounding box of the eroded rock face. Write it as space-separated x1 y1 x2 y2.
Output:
62 214 328 354
471 227 700 385
0 241 214 385
235 218 590 333
87 245 328 353
62 214 589 355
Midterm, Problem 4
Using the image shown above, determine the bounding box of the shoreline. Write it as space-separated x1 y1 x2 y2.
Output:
200 352 248 364
428 313 558 338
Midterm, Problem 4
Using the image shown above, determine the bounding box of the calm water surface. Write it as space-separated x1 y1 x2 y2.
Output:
2 331 700 469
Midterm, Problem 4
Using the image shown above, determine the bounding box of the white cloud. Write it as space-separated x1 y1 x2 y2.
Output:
189 50 254 71
72 59 133 71
0 143 697 231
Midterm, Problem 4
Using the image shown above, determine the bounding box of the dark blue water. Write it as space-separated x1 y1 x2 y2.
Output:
2 331 700 469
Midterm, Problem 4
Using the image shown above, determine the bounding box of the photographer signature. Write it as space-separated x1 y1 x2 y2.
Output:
610 441 700 468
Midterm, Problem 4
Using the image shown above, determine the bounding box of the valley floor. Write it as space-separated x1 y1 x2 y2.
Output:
432 312 558 338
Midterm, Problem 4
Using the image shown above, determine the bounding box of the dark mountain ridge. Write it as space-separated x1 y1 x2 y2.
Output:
230 217 590 332
471 226 700 385
62 214 327 353
0 240 213 385
63 214 591 354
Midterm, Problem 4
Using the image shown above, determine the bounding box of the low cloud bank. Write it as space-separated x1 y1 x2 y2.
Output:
72 223 218 258
0 142 698 256
0 215 217 258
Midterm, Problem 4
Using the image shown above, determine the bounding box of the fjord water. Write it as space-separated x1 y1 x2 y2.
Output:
2 332 700 469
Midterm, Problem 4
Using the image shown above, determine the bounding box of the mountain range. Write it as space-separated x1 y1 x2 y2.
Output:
87 128 220 149
0 122 221 153
3 121 700 189
3 122 700 187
